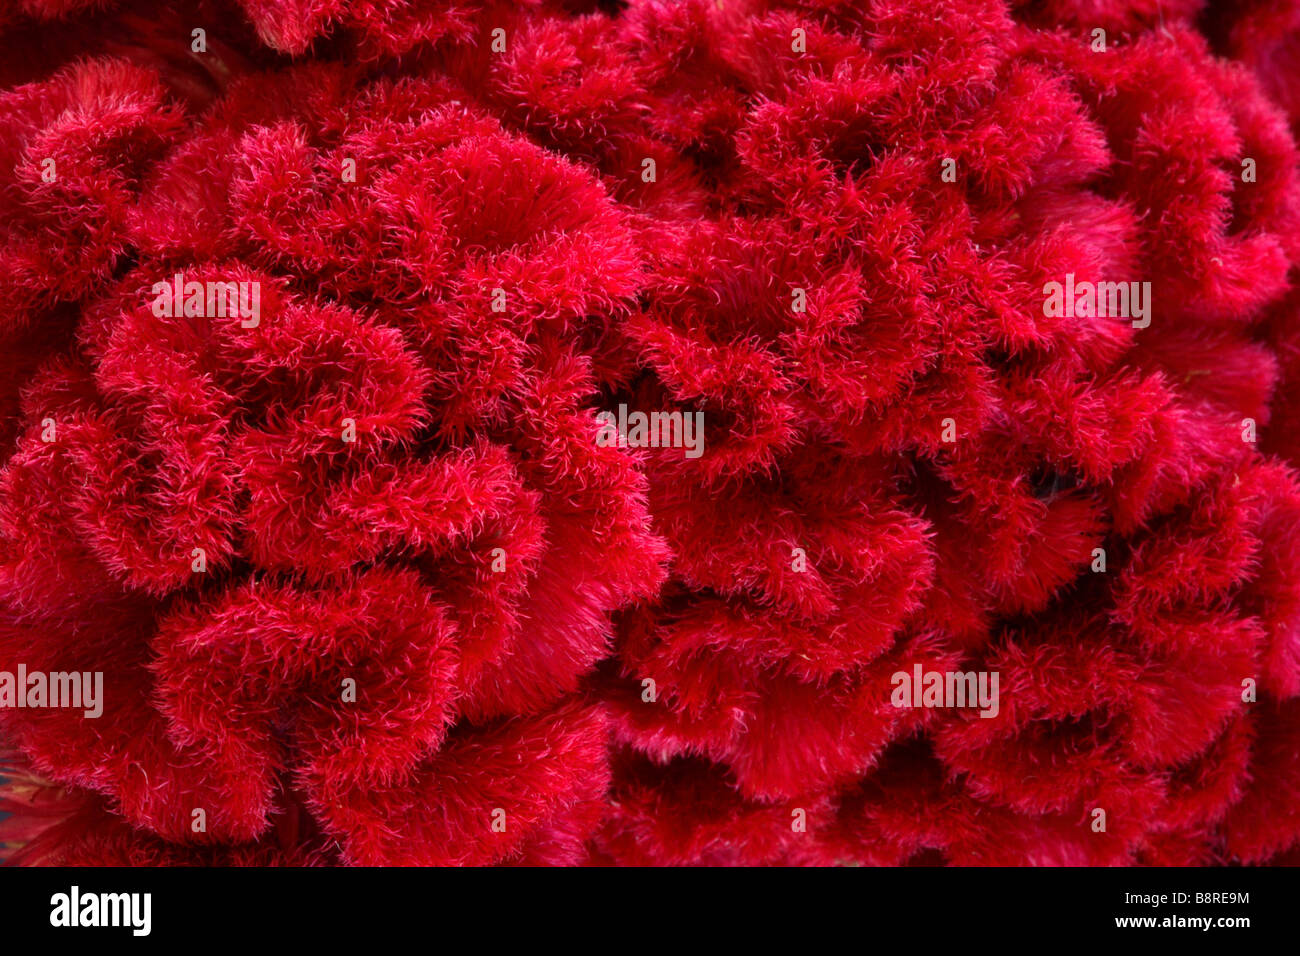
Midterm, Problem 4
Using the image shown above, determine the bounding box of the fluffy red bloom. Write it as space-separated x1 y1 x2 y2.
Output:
1 0 1299 867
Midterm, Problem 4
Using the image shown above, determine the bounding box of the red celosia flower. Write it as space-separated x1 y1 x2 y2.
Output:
1 0 1299 867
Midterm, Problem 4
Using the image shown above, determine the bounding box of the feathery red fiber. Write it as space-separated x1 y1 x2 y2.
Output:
0 0 1298 867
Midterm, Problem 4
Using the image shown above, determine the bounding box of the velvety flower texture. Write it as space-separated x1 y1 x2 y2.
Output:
0 0 1299 866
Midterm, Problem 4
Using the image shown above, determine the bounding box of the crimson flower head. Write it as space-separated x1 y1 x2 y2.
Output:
1 0 1299 868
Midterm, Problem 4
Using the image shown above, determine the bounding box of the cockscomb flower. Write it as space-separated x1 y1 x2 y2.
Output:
0 0 1298 868
591 0 1300 866
0 13 664 865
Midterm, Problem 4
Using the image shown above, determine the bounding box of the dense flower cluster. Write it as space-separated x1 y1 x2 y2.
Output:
1 0 1299 866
